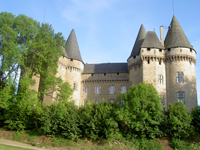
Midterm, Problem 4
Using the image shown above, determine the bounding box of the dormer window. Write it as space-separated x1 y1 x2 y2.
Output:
147 48 150 51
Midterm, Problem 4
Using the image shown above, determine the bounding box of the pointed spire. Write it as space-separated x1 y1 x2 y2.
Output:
65 28 84 63
141 31 165 49
164 15 193 49
129 24 146 58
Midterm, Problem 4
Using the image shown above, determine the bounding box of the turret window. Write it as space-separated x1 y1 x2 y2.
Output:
177 72 183 83
69 67 72 72
177 92 185 104
159 75 163 84
74 83 77 91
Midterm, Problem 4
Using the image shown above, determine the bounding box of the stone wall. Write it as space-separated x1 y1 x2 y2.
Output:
80 73 129 106
166 47 197 112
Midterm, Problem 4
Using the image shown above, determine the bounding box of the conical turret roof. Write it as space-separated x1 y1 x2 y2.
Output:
65 28 84 63
141 31 165 49
129 24 146 58
164 15 193 49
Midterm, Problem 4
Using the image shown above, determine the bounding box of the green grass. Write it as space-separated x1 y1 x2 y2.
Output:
0 143 34 150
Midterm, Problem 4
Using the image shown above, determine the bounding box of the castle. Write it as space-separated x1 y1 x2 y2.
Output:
32 15 197 112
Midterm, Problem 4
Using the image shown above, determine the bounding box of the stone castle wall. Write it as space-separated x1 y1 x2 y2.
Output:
57 57 84 106
80 73 129 105
141 48 166 106
166 47 197 112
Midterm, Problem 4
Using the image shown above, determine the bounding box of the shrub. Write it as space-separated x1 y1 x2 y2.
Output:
191 106 200 132
79 100 121 140
115 82 163 139
164 102 193 138
38 102 81 140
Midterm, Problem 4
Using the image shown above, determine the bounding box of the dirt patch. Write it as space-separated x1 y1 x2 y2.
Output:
159 136 173 150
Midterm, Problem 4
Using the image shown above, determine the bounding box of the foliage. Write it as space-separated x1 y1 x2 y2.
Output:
38 101 81 140
170 138 190 150
132 138 164 150
3 72 43 130
115 82 163 139
191 106 200 133
79 100 121 140
164 102 193 138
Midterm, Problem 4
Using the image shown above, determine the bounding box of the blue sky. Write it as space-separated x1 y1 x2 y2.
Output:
1 0 200 104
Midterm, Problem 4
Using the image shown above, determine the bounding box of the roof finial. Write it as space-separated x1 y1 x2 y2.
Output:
172 0 175 15
73 25 74 29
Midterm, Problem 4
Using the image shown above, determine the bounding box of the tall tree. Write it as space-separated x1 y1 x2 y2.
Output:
27 23 65 101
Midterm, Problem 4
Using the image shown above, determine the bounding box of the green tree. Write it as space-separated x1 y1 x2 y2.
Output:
27 23 65 101
191 106 200 132
115 82 163 139
164 102 193 138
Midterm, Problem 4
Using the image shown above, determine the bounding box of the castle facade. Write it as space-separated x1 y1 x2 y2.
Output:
33 15 198 112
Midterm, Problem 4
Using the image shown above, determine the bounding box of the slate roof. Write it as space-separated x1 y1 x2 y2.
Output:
62 47 68 58
83 63 128 74
164 15 193 49
141 31 165 49
129 24 146 58
65 29 84 63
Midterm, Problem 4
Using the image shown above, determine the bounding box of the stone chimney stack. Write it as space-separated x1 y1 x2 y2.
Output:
160 26 164 46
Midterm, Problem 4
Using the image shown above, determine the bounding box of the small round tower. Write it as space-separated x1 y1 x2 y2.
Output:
128 24 146 85
57 28 84 106
165 16 197 112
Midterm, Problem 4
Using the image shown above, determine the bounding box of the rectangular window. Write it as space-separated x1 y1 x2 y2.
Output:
121 86 127 94
177 72 183 83
110 100 114 104
161 96 164 105
95 86 100 94
177 92 185 104
109 86 115 94
95 99 99 104
159 75 163 84
69 67 72 72
84 86 88 94
73 83 77 91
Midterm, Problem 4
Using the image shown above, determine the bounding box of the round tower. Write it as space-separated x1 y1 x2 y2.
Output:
128 24 146 85
140 31 166 106
57 28 84 106
165 16 197 112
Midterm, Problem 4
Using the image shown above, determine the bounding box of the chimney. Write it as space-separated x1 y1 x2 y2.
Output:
160 26 164 46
